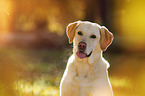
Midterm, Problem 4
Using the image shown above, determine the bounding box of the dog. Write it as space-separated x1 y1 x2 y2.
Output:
60 21 114 96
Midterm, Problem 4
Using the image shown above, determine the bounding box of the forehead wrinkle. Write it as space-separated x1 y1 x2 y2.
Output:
79 23 93 36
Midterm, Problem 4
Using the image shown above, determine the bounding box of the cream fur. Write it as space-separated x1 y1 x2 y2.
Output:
60 21 113 96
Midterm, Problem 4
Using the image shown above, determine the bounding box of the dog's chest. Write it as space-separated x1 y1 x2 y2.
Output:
75 63 98 81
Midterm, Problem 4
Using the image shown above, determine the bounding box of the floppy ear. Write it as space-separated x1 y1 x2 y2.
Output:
66 21 81 43
100 26 114 51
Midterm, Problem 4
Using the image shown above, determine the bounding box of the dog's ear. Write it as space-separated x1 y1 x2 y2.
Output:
100 26 114 51
66 21 81 43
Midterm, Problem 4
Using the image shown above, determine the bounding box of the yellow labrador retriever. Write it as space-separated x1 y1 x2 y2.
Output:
60 21 113 96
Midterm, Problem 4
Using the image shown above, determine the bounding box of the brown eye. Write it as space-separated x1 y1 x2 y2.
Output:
78 31 83 36
90 35 96 39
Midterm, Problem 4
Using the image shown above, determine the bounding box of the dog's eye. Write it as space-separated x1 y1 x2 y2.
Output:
90 35 96 39
78 31 83 36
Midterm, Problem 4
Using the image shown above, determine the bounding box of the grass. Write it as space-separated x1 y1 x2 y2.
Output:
0 47 145 96
14 78 60 96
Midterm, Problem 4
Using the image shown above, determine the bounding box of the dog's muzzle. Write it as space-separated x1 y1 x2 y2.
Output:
77 42 92 59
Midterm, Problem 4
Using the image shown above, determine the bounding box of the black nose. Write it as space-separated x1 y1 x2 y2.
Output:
78 42 87 51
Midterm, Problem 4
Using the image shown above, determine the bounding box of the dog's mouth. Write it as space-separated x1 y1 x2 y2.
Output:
76 51 92 59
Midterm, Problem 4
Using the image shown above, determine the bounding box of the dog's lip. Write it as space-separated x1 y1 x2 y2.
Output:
76 51 92 59
86 51 92 57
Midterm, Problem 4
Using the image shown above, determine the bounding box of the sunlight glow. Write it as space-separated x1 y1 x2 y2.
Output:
0 1 13 34
15 79 59 96
120 0 145 50
110 77 131 88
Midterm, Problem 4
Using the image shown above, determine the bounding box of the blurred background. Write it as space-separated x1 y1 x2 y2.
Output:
0 0 145 96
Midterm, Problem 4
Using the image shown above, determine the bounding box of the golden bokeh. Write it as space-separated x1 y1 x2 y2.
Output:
0 0 13 34
120 0 145 51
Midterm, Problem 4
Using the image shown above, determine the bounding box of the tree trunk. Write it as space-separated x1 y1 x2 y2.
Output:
99 0 108 25
83 0 98 22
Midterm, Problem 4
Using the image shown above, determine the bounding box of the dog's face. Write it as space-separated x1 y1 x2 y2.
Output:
66 21 113 63
74 22 101 59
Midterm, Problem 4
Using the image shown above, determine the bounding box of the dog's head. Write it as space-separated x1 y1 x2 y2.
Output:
66 21 113 64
